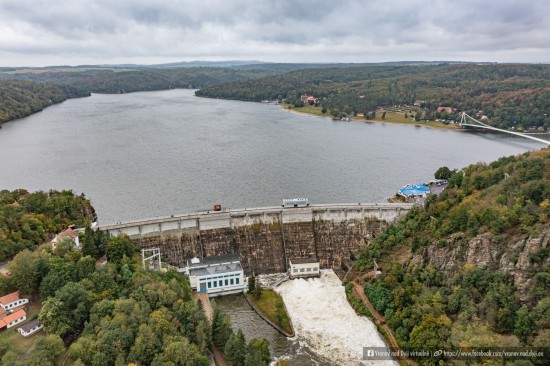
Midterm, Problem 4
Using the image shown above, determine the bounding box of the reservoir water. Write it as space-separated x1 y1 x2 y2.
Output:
0 89 544 224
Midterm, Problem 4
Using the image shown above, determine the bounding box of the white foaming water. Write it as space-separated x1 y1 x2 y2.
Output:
276 270 396 366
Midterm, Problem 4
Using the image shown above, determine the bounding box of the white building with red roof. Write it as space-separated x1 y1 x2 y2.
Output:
300 94 319 104
51 226 80 250
0 309 26 331
0 291 28 313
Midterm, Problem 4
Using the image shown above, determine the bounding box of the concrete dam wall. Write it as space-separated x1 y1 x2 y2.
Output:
98 203 413 275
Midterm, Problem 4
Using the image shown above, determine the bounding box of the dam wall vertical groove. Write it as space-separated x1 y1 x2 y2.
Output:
100 204 413 274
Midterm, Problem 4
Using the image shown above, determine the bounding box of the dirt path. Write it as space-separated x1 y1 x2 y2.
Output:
211 345 227 366
352 281 417 366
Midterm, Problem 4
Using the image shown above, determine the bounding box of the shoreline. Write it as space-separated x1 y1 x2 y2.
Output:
280 104 463 132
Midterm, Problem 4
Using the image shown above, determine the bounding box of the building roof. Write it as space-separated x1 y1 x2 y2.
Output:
18 319 41 333
189 261 242 277
0 291 20 305
398 184 431 197
58 228 78 239
0 309 26 328
290 257 319 264
437 106 453 112
52 228 78 242
188 254 240 268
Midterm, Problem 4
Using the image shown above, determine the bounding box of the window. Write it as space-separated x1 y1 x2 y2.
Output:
307 268 311 272
213 281 217 287
230 279 234 285
225 279 228 286
236 278 240 284
293 268 298 273
300 268 304 272
208 282 211 288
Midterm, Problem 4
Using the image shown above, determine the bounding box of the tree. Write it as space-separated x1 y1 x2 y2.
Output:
106 235 136 264
34 335 65 364
275 298 285 326
382 111 386 120
81 226 98 258
514 305 534 344
9 249 49 299
254 280 263 299
39 297 72 336
56 282 91 326
128 324 161 365
409 314 452 351
151 337 209 366
434 166 452 180
245 338 271 366
248 275 256 294
224 329 246 366
39 257 77 298
76 255 96 280
212 306 233 349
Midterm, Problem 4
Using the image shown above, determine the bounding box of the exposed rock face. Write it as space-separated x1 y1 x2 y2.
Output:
425 228 549 301
136 218 387 275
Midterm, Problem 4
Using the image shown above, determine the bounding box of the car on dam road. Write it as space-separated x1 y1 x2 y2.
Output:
282 198 309 208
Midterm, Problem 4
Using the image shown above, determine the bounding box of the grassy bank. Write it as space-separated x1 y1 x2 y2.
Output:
286 104 461 131
0 299 43 355
246 289 293 335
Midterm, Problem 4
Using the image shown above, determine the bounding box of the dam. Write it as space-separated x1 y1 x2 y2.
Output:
98 203 413 275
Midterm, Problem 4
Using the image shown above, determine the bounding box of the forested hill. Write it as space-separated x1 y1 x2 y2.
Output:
0 80 86 124
0 67 274 94
0 189 95 261
0 67 276 124
354 148 550 364
196 63 550 129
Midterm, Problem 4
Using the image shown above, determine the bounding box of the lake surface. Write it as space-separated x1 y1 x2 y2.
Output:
0 89 544 224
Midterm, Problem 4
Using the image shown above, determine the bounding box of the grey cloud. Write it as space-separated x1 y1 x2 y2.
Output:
0 0 548 66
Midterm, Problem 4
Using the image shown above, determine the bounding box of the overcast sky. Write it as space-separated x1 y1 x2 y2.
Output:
0 0 548 67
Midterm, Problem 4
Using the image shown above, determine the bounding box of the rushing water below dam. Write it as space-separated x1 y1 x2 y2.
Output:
215 292 331 365
0 89 544 224
216 271 392 366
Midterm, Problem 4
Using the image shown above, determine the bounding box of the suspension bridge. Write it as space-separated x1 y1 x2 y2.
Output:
458 113 550 145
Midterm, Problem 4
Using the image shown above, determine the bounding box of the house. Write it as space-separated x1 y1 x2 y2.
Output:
18 319 43 337
0 291 29 313
185 254 246 297
289 257 320 279
437 106 454 114
51 226 80 250
413 100 425 107
0 309 26 331
300 94 319 105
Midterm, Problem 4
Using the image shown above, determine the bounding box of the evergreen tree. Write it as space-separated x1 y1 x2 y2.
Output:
212 306 233 349
81 226 98 258
248 276 256 294
224 330 246 366
275 298 285 326
245 338 271 366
